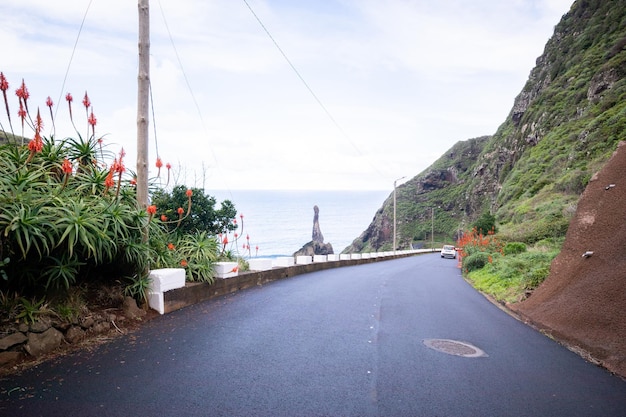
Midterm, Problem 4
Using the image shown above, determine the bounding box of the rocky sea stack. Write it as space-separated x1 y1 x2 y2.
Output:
293 205 334 256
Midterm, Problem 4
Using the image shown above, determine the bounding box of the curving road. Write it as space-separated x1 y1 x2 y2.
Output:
1 254 625 416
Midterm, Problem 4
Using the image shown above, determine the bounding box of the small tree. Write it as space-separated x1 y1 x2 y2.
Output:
473 211 497 235
151 185 237 236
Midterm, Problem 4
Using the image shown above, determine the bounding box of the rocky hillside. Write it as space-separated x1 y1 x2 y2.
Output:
345 0 626 253
511 141 626 377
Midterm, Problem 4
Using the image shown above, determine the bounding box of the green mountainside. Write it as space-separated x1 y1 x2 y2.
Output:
345 0 626 253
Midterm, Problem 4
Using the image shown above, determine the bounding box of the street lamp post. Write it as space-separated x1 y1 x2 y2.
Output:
393 176 406 254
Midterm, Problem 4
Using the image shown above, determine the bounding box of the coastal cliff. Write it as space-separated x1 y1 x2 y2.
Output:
345 0 626 253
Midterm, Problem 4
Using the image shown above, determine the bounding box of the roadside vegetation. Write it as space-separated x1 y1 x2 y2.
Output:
456 214 562 304
0 73 247 328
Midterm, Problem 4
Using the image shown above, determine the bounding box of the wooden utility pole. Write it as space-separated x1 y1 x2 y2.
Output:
393 176 405 253
137 0 150 240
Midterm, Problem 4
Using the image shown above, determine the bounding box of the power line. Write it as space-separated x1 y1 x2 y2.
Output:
156 0 232 194
55 0 94 122
241 0 385 179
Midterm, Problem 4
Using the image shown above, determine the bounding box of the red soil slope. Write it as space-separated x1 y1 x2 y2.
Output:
511 142 626 378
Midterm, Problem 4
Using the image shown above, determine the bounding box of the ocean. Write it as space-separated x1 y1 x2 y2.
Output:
209 190 390 257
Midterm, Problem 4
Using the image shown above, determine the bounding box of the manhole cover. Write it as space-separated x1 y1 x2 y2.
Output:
423 339 487 358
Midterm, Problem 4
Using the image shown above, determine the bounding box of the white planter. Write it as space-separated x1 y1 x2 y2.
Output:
148 268 186 292
273 257 295 267
296 255 312 265
148 293 164 315
214 262 239 279
248 258 273 271
147 268 186 314
313 255 327 263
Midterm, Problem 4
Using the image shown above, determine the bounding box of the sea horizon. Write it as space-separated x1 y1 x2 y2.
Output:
208 189 390 257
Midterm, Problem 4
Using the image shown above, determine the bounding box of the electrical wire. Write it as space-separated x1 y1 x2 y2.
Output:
149 80 159 159
241 0 386 179
54 0 94 122
155 0 232 194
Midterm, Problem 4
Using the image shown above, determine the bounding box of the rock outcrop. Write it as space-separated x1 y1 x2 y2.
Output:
311 205 324 243
0 297 147 372
294 205 334 256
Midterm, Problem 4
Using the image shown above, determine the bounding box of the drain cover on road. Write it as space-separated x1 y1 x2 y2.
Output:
423 339 488 358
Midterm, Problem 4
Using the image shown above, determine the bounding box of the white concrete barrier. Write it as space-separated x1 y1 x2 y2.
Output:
339 254 351 260
148 268 186 314
214 262 239 279
351 253 362 260
273 257 295 267
296 255 312 265
361 253 371 259
248 258 273 271
327 254 339 261
149 268 186 292
313 255 327 263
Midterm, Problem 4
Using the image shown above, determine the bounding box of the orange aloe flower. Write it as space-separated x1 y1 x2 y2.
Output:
15 79 30 113
147 205 157 221
17 101 26 126
65 92 74 124
34 108 43 133
82 91 90 109
88 110 96 137
155 157 163 178
0 72 10 126
62 158 72 175
60 158 73 189
0 73 7 92
27 131 43 154
184 189 193 216
46 96 55 133
104 169 115 190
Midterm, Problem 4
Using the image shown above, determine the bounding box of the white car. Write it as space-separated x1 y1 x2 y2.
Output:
440 245 457 259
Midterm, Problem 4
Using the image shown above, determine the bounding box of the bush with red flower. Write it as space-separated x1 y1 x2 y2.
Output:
0 73 249 311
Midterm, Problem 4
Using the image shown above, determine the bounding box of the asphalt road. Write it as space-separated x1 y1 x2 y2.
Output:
1 254 625 416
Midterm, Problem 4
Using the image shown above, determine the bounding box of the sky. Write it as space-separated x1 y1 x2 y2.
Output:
1 0 573 192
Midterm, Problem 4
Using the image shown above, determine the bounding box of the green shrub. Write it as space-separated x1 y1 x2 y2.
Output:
466 246 559 303
463 252 490 272
472 211 497 234
124 272 152 307
525 266 551 290
503 242 527 255
176 231 219 283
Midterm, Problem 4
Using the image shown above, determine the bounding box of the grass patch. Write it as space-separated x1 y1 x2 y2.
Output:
466 244 560 304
